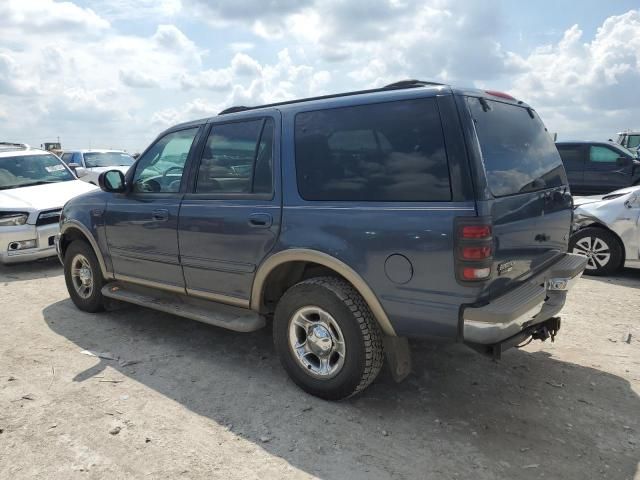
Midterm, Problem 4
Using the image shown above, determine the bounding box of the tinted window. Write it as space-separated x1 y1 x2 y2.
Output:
132 128 198 193
556 145 583 171
61 153 73 165
468 98 567 197
295 98 451 201
590 146 619 163
196 118 274 194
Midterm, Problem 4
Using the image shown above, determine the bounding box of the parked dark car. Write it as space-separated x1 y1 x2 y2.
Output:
56 80 586 399
556 140 640 195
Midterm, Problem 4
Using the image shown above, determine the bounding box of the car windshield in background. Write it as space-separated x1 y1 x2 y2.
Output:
468 97 567 197
0 154 75 190
618 144 639 158
84 152 134 168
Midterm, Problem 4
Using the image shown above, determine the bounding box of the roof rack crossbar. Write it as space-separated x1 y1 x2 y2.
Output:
217 79 444 115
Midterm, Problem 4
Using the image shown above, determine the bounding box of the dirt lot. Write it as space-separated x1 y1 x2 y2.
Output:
0 259 638 480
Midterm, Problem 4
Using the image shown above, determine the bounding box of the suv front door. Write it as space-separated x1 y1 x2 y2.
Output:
584 144 633 194
104 126 201 291
178 114 281 305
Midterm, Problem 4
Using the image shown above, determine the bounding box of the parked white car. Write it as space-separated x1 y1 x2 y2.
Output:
0 143 97 264
60 150 135 185
570 186 640 275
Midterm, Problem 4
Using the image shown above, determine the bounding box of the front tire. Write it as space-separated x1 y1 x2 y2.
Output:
273 277 384 400
63 240 106 312
570 227 624 276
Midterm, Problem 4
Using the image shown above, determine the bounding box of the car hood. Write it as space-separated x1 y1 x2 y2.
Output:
573 185 640 207
86 165 131 174
0 180 97 212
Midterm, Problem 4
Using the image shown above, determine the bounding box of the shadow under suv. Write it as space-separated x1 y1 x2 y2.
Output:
56 80 587 400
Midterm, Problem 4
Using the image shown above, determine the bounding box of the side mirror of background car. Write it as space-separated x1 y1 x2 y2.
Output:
99 170 127 193
616 156 631 167
75 166 88 178
67 162 80 174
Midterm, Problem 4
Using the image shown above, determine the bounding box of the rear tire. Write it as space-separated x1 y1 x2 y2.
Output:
273 276 384 400
569 227 623 276
63 240 106 312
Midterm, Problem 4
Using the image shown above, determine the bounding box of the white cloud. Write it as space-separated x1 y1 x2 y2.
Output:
0 0 638 153
509 10 640 139
0 0 109 32
119 70 160 88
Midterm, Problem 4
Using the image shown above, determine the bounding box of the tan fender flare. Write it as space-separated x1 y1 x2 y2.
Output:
60 220 113 279
251 249 397 336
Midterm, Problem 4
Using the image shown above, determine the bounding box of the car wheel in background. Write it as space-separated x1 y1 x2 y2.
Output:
64 240 106 312
273 276 384 400
570 227 624 276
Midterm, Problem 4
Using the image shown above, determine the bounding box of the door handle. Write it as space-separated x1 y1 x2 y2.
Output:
248 213 273 228
152 209 169 222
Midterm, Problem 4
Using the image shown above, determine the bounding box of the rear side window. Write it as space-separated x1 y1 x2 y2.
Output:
196 118 274 194
557 145 583 171
295 98 451 201
468 98 567 197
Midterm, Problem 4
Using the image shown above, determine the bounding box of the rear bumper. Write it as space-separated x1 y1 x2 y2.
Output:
462 253 587 344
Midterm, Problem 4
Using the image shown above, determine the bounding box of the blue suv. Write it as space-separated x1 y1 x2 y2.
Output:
56 80 587 399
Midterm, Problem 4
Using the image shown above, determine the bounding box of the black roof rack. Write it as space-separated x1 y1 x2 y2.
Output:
217 79 444 115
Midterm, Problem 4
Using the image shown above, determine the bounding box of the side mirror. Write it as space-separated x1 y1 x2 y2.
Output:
98 170 127 193
616 156 631 167
75 166 88 178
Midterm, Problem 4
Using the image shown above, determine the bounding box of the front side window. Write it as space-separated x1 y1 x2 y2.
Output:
84 152 135 168
590 146 619 163
61 153 73 165
468 98 567 197
295 98 451 202
132 128 199 193
196 118 274 194
0 154 74 190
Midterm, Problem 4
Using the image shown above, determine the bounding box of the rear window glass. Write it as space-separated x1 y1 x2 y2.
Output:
468 98 567 197
295 98 451 202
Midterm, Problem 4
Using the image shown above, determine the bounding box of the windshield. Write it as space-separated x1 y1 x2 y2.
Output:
468 97 567 197
617 144 639 158
0 154 75 190
83 152 134 168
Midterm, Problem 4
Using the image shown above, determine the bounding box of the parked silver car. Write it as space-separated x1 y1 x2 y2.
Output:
0 143 96 264
570 186 640 275
60 150 134 185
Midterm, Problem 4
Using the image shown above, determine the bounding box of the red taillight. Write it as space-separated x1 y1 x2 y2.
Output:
456 218 493 283
484 90 516 101
461 225 491 239
461 246 492 260
462 267 491 280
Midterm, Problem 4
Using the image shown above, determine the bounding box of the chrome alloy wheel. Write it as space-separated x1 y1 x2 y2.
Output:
70 253 94 299
288 306 346 379
572 236 611 270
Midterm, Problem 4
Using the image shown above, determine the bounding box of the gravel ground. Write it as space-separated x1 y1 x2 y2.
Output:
0 258 638 480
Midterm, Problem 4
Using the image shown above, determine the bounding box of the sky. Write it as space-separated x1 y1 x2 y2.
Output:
0 0 639 153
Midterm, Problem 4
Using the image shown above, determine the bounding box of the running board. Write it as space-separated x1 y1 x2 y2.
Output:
101 282 266 333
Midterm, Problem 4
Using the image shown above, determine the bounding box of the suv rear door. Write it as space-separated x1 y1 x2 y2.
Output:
556 143 586 193
177 113 281 305
464 95 572 298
